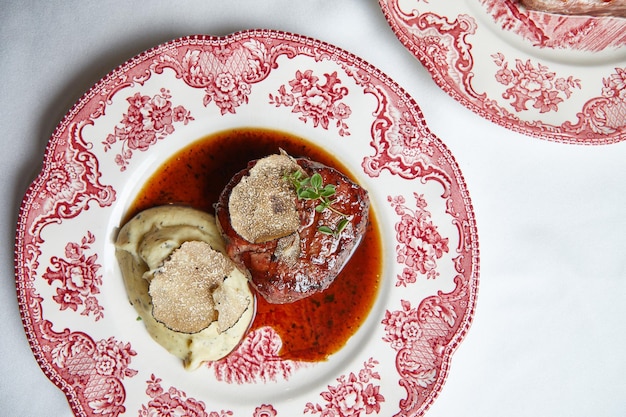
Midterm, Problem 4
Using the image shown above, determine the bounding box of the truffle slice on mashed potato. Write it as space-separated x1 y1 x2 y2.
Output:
115 205 254 370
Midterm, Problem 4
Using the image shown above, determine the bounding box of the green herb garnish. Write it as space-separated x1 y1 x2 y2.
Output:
285 170 348 237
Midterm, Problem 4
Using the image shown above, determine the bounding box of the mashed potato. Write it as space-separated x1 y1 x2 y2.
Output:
115 205 254 370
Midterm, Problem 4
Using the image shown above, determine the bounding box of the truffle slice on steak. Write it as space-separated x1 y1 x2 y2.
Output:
227 153 301 243
215 153 370 304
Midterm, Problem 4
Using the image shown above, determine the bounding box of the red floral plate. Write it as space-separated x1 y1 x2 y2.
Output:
14 31 479 417
380 0 626 144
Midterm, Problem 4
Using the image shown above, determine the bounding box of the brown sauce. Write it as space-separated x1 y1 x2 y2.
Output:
126 127 382 362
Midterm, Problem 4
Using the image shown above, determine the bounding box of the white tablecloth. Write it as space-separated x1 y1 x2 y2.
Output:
2 1 625 416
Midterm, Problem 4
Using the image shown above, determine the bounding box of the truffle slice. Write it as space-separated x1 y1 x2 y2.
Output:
149 240 243 334
228 153 301 243
213 283 250 333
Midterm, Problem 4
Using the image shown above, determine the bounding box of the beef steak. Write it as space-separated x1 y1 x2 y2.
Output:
215 156 369 304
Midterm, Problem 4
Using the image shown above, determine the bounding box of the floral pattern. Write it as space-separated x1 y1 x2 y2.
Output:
150 39 303 116
25 121 116 241
381 0 626 143
165 46 257 115
103 88 193 170
43 329 138 415
140 374 232 417
304 359 384 417
253 404 278 417
382 299 451 390
42 231 104 320
492 53 581 113
269 70 352 136
587 67 626 134
37 148 87 212
602 68 626 100
16 32 479 417
208 327 300 384
395 111 435 158
201 62 252 115
389 194 449 285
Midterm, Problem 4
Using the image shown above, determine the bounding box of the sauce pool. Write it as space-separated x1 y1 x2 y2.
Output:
126 128 382 362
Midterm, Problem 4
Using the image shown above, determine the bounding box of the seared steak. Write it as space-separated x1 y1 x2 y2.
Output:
215 155 369 304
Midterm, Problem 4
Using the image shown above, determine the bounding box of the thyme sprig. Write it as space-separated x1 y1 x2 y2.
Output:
285 170 349 237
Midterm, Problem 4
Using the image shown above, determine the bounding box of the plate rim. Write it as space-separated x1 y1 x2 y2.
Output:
379 0 626 145
14 29 480 417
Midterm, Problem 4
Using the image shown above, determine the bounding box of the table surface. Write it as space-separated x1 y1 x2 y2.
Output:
2 1 625 416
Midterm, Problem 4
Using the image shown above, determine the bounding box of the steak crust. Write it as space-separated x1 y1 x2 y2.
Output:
215 157 369 304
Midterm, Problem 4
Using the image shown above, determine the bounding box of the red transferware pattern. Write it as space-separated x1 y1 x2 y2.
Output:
15 30 479 417
380 0 626 144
